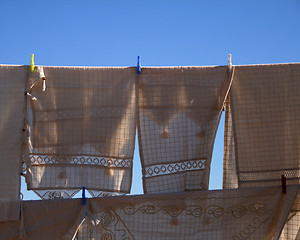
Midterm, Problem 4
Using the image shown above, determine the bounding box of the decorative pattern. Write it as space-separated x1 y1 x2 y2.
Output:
30 154 132 168
117 202 266 219
99 209 135 240
34 108 125 121
239 169 300 182
143 159 206 177
88 190 124 198
232 210 274 240
34 189 80 199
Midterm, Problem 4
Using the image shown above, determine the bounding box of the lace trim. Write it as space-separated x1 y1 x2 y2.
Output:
87 190 125 198
29 154 132 168
143 159 206 177
34 189 81 199
34 108 124 121
239 169 300 182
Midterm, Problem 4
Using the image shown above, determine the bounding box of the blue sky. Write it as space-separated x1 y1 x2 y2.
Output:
1 1 300 200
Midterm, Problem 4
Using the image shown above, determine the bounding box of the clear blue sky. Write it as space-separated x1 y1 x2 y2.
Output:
1 1 299 200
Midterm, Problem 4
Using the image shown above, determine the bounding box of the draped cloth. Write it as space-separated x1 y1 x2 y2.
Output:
25 66 137 199
138 66 231 193
0 65 27 221
223 63 300 239
0 186 297 240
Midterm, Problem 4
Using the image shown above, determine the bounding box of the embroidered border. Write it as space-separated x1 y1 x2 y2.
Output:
34 108 125 121
34 189 81 199
143 159 206 177
239 169 300 182
29 154 132 168
118 202 267 219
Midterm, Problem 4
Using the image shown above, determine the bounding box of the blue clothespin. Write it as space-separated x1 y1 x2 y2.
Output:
137 56 141 74
82 187 86 205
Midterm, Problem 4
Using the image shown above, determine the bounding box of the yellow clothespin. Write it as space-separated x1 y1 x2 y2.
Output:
30 54 35 72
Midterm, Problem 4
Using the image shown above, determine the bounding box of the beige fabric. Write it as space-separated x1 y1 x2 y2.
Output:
25 66 137 199
73 186 298 240
223 63 300 188
279 193 300 240
0 186 297 239
138 66 231 193
0 65 27 221
223 63 300 239
223 97 238 189
0 198 82 240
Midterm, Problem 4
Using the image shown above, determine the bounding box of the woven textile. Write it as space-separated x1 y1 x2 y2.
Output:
25 66 137 199
279 193 300 240
0 65 27 221
0 198 82 240
0 186 297 240
138 66 231 193
223 63 300 239
74 186 298 240
223 63 300 188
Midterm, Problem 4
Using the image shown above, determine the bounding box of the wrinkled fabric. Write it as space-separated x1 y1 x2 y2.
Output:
1 186 297 240
25 66 137 199
75 186 298 240
138 66 231 193
0 65 27 221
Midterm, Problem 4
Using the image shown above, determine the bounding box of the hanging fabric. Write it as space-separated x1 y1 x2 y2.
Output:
25 66 137 199
2 185 297 240
0 65 28 221
223 63 300 239
138 66 231 193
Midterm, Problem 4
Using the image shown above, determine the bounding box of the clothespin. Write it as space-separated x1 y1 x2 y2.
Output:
82 187 86 205
228 54 232 72
30 54 35 72
137 56 141 74
281 175 287 194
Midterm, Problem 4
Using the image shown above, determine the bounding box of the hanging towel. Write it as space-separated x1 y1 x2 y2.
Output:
223 63 300 240
223 63 300 188
0 65 27 222
25 66 137 199
138 66 231 193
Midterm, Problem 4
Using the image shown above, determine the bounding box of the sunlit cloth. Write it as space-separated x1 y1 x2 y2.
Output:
138 66 231 193
25 66 137 199
223 63 300 239
73 186 298 240
1 186 296 240
223 63 300 188
0 65 27 221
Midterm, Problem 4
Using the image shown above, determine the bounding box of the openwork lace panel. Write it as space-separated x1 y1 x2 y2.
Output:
138 66 231 193
25 66 137 199
1 186 297 240
0 65 27 221
223 63 300 239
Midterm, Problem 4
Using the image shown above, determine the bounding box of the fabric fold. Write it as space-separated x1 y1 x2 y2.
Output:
76 186 298 240
25 66 137 199
138 66 231 193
